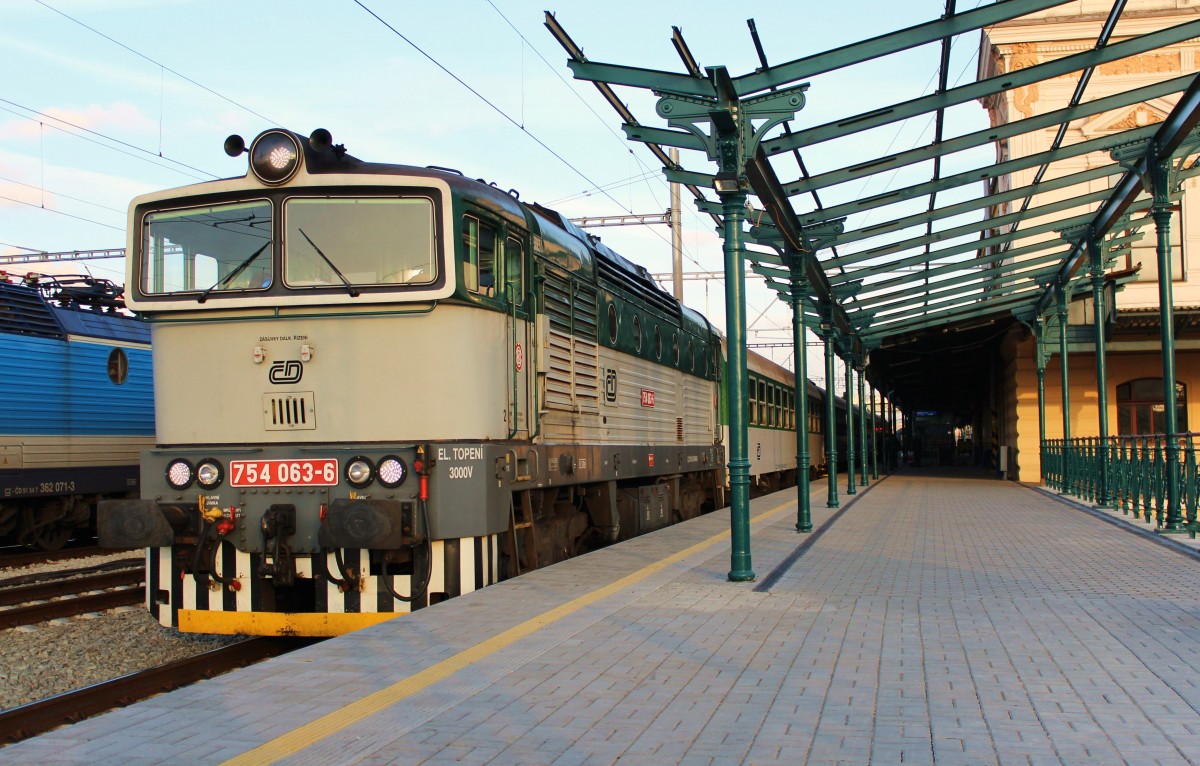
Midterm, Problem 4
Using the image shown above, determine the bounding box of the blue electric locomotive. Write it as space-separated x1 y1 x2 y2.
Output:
0 274 154 549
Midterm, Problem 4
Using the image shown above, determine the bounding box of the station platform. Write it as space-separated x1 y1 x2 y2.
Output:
7 468 1200 765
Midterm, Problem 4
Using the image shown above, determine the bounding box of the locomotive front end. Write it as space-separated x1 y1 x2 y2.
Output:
99 128 514 636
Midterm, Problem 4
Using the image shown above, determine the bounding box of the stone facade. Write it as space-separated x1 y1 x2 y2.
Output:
979 1 1200 481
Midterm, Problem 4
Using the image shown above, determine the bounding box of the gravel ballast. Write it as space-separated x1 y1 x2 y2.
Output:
0 552 241 711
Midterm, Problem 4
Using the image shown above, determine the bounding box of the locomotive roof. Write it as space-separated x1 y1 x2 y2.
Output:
0 281 148 344
139 129 717 340
288 141 689 320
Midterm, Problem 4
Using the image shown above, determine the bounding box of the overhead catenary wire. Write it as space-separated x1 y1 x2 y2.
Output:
0 193 123 232
352 1 627 215
0 100 217 182
16 2 771 333
485 1 721 266
35 0 279 126
354 1 735 292
0 175 126 215
5 1 288 247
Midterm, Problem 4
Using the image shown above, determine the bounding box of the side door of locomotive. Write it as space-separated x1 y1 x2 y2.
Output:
462 210 532 439
504 231 532 439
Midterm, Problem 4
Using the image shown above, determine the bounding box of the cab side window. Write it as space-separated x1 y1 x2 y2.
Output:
463 215 497 296
505 235 524 306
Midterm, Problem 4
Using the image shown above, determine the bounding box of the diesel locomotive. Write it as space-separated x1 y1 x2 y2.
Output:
98 128 833 636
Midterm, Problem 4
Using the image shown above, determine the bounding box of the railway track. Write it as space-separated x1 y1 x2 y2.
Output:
0 558 145 630
0 544 132 570
0 637 313 745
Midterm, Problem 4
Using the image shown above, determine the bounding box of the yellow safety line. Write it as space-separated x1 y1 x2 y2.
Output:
222 499 795 766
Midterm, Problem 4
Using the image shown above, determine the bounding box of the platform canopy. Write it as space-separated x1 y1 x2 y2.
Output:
546 1 1200 416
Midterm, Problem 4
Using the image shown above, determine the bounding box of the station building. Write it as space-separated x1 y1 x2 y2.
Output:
980 0 1200 482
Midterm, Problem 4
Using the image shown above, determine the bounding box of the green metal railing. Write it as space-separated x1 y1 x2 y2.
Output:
1042 434 1199 535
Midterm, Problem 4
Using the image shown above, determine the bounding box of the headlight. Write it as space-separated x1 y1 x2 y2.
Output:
196 459 224 490
249 130 302 185
377 456 407 488
345 457 374 488
166 459 194 490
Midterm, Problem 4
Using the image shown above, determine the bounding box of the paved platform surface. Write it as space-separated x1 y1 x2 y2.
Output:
6 468 1200 765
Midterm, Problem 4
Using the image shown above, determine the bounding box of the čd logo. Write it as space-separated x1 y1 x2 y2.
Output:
269 360 303 384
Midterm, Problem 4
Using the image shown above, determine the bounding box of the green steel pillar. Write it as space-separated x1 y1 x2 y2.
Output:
721 187 756 578
1150 160 1184 533
823 328 840 508
845 360 857 496
1088 236 1112 508
1057 284 1072 496
858 366 869 488
1031 317 1049 482
791 268 812 533
1036 318 1048 450
870 385 879 479
889 398 897 471
559 59 808 580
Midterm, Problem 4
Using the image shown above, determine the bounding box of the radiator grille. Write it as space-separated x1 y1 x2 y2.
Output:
263 392 316 431
541 271 599 414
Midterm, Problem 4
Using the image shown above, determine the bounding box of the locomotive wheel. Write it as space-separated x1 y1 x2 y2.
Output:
29 522 73 551
20 503 75 551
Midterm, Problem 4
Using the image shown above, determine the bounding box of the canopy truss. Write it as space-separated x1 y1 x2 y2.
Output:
546 1 1200 415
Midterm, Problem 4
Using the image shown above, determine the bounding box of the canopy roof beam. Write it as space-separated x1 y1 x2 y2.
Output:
766 19 1200 158
785 74 1193 199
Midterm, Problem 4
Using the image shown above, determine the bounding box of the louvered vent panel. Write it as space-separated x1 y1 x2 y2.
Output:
541 274 600 414
263 392 316 431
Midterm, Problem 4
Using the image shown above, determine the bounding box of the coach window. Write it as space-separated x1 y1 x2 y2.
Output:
758 379 767 426
654 326 662 360
505 236 524 305
632 314 642 353
672 333 680 365
749 376 758 426
607 303 619 343
462 216 497 296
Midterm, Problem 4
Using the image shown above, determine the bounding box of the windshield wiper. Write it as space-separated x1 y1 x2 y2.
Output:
197 239 271 304
298 228 359 297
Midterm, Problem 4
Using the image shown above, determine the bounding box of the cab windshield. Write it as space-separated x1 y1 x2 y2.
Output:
142 201 272 295
284 197 436 287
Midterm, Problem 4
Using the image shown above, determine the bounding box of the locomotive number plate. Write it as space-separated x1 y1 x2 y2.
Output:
230 459 339 487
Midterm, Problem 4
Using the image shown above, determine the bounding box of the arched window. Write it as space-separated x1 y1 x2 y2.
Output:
1116 377 1187 435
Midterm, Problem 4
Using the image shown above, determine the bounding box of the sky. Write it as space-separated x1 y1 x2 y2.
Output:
0 0 994 387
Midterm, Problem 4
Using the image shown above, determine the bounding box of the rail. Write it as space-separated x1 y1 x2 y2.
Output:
0 638 311 744
1042 434 1200 534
